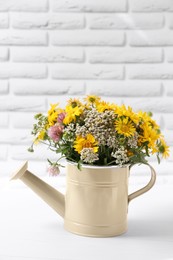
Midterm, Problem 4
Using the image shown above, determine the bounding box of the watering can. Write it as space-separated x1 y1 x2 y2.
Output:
11 161 156 237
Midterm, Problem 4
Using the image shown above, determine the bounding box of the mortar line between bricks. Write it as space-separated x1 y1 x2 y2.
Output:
163 12 166 28
126 0 129 12
161 82 167 97
47 0 50 12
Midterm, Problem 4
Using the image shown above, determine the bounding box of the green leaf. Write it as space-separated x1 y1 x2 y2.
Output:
47 158 53 165
157 154 161 164
77 160 82 171
104 157 107 165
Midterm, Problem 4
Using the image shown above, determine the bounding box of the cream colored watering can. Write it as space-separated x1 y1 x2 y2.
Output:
11 161 156 237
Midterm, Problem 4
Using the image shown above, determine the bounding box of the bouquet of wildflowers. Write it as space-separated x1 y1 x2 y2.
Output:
29 95 169 173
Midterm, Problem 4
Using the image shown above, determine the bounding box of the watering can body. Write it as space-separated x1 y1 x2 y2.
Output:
11 161 156 237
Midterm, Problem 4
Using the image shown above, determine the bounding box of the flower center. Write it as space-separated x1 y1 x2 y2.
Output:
120 124 129 133
84 141 93 149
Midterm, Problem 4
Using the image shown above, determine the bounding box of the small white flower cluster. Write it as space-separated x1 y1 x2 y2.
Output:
75 124 88 137
111 147 129 166
80 148 99 164
63 123 76 141
127 132 138 148
106 135 119 149
76 108 117 146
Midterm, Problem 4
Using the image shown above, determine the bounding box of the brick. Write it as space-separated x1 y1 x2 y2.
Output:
0 48 9 61
0 145 7 160
0 81 8 93
165 48 173 62
89 13 164 30
130 0 173 12
51 65 124 79
167 14 173 29
0 129 31 144
121 98 173 113
0 64 47 79
161 130 173 146
11 80 85 95
129 31 173 47
0 14 8 28
11 47 84 63
165 82 173 96
86 81 162 97
50 31 124 46
10 112 35 129
0 31 47 46
11 13 84 30
89 48 162 63
0 0 48 12
0 112 9 127
164 114 173 130
0 97 46 112
51 0 127 12
127 65 173 80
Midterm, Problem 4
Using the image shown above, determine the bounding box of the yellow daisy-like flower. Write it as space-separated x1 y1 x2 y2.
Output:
73 134 98 154
47 103 58 126
63 105 83 125
140 122 160 148
84 95 101 105
63 114 74 125
34 130 45 144
115 117 136 137
67 98 82 108
96 101 117 113
138 111 159 130
116 105 140 125
159 139 170 159
48 103 58 115
48 112 58 126
47 103 65 127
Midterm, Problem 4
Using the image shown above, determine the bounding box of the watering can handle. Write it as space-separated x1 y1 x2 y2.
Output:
128 163 156 204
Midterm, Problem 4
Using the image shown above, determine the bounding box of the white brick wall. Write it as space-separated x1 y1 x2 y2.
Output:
0 0 173 176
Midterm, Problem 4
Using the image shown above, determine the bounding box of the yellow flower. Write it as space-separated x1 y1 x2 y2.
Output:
96 101 117 113
140 122 159 148
159 139 170 159
48 103 58 115
138 111 159 129
63 105 83 125
115 117 136 137
67 98 82 108
127 150 134 157
47 103 65 127
116 105 140 125
47 103 58 126
84 95 101 105
151 146 159 154
48 112 57 126
74 134 98 154
34 130 45 144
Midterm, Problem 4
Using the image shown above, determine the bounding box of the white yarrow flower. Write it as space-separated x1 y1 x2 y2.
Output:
80 148 99 164
111 147 129 166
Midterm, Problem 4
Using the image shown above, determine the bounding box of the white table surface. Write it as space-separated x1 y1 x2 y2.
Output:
0 175 173 260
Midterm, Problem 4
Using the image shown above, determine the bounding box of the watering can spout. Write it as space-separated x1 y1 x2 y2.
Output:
11 161 65 218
